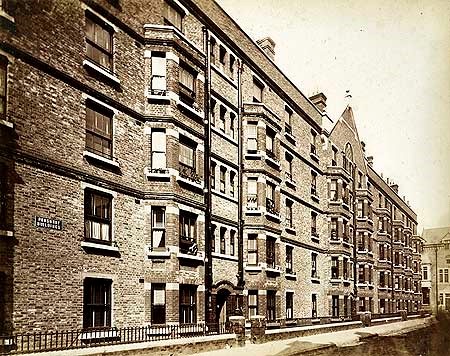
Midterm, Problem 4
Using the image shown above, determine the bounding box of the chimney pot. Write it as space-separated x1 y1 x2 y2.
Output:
345 90 352 107
390 183 399 193
309 92 327 113
256 37 276 61
367 156 374 166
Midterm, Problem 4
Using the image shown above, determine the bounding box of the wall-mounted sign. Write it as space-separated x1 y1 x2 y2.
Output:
34 216 63 230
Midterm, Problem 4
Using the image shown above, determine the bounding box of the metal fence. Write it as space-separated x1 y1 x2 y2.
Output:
0 322 232 354
0 312 423 354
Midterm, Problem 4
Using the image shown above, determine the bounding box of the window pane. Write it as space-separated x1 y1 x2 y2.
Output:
248 179 257 195
179 142 195 167
0 67 6 96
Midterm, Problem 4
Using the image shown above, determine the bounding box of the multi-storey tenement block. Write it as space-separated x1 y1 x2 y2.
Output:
0 0 421 337
421 227 450 313
321 99 422 317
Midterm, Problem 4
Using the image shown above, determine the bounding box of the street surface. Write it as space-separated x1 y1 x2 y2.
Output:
190 317 443 356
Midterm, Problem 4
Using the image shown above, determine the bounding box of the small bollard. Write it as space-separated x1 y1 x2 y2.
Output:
250 315 266 344
229 316 246 347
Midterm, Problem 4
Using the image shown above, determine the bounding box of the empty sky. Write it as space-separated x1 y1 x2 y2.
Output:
217 0 450 231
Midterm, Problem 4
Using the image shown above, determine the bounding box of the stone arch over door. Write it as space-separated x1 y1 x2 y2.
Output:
213 280 236 325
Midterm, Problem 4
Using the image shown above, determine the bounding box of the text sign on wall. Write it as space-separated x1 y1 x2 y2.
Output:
34 216 63 230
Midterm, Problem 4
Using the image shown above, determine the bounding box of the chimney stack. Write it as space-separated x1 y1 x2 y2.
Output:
367 156 373 166
345 90 352 107
256 37 276 61
361 141 366 153
309 92 327 113
390 183 399 193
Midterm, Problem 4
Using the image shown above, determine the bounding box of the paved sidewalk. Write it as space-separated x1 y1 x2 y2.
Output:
192 317 435 356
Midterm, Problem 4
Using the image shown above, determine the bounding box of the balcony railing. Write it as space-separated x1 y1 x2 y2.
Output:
179 236 198 255
266 198 279 216
179 164 201 184
247 195 258 210
330 230 338 240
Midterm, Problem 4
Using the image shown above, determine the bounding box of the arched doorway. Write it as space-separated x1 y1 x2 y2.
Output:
216 288 231 324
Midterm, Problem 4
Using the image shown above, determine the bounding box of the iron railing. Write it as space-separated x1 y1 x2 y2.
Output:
1 323 232 354
1 311 424 354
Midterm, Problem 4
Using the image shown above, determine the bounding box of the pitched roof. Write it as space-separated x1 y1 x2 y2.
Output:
422 227 450 244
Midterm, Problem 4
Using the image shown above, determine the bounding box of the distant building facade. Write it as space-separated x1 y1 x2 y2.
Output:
0 0 421 335
421 227 450 313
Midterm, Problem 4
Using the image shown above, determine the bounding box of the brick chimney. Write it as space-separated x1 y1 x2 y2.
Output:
367 156 373 166
309 92 327 113
361 141 366 153
390 183 399 193
256 37 275 61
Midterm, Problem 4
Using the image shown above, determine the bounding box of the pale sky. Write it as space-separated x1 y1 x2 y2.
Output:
217 0 450 231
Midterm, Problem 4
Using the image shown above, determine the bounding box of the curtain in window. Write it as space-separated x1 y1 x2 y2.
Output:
179 142 195 167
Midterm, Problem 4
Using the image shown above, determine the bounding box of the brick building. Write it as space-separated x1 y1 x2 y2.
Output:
0 0 421 335
322 99 422 317
421 227 450 313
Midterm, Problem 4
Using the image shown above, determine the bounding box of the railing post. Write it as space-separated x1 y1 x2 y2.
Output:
400 310 408 321
229 316 245 347
250 315 266 344
359 311 372 327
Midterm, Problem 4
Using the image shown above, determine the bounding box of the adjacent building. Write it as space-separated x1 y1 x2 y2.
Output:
0 0 421 335
421 227 450 313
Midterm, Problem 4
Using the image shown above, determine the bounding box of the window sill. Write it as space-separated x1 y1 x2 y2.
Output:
285 178 297 189
176 174 204 190
285 272 297 279
245 152 264 160
83 151 120 168
144 167 171 180
0 119 13 128
245 265 262 272
0 230 14 237
310 152 319 162
311 236 320 243
284 132 296 144
211 125 238 146
212 189 239 203
211 63 238 88
265 155 281 168
177 252 204 262
146 91 171 102
246 208 263 215
212 252 238 262
148 249 171 258
311 193 320 203
266 266 281 274
176 99 204 119
83 59 120 85
81 241 119 252
0 10 14 24
330 278 341 283
311 277 321 284
265 211 281 222
284 227 296 235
